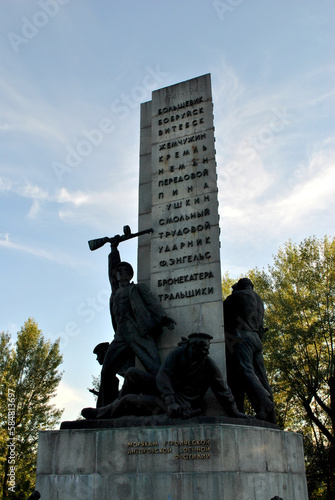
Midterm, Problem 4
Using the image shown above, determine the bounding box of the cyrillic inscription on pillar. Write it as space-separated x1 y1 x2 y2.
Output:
138 74 224 373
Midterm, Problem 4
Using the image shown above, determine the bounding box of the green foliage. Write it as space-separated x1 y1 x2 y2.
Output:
0 318 63 499
224 235 335 499
221 271 237 299
251 236 335 441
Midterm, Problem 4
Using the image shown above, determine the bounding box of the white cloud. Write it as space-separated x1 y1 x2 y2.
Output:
0 172 138 231
57 188 90 206
0 177 12 191
277 146 335 222
213 60 334 166
0 75 66 145
0 234 87 267
50 381 88 425
28 199 40 219
1 177 90 209
21 183 49 200
57 184 138 230
210 59 335 248
0 177 48 200
220 139 335 241
0 233 9 243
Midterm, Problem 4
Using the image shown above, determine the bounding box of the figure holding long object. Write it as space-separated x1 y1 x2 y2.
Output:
89 226 176 407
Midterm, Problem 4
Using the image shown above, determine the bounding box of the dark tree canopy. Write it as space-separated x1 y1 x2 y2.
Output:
250 236 334 442
223 235 335 499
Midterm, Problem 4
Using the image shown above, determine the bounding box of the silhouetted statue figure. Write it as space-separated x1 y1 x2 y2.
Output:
224 278 275 422
96 241 176 407
82 368 162 420
93 341 110 364
82 334 250 420
88 342 109 397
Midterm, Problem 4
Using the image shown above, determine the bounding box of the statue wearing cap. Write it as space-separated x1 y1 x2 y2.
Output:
96 242 176 407
82 334 250 420
224 278 275 422
87 343 110 399
156 333 246 419
93 342 110 365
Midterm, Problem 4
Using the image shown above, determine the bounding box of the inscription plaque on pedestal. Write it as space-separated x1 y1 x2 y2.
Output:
138 74 224 374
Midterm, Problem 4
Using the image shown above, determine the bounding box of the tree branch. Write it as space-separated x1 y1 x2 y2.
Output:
301 396 335 446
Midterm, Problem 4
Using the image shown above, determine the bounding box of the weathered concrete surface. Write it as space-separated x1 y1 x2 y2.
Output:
36 422 309 500
59 414 280 430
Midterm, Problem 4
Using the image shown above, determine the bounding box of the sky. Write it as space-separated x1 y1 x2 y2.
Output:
0 0 334 424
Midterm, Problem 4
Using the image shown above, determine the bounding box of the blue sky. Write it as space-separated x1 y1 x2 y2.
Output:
1 0 334 423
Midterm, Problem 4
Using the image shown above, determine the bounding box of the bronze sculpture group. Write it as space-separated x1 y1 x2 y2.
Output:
81 235 276 423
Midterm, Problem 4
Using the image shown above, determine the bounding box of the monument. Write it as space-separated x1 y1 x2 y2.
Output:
138 74 223 372
35 74 309 499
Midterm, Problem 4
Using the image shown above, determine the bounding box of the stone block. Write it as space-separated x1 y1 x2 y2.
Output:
138 181 151 215
157 301 224 350
36 423 308 500
284 431 306 473
140 101 152 129
138 152 152 185
140 101 152 130
263 428 288 473
37 430 96 475
96 428 137 474
138 211 152 234
151 105 215 144
139 128 152 156
235 426 267 473
137 75 225 387
137 242 152 284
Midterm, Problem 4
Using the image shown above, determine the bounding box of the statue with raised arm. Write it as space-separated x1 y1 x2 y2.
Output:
91 227 176 407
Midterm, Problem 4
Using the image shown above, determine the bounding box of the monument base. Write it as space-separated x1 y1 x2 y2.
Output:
36 416 308 500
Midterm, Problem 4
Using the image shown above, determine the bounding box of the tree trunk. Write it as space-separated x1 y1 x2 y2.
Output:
2 448 10 499
328 376 335 437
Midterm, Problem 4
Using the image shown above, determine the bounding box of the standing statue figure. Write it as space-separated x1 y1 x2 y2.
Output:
97 240 176 407
224 278 276 423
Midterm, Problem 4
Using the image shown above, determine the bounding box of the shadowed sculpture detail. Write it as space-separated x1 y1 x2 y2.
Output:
88 342 109 397
224 278 276 423
90 231 176 409
82 333 251 420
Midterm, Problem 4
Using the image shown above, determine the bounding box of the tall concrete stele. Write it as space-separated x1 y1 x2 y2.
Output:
138 74 225 379
35 74 309 500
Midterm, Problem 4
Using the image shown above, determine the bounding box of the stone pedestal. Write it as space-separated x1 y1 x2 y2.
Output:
36 418 309 500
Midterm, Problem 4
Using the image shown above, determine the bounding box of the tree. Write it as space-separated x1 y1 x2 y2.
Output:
236 236 335 499
0 318 63 499
221 270 237 299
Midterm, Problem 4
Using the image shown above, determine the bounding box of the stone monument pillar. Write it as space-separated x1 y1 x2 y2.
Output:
138 74 225 373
